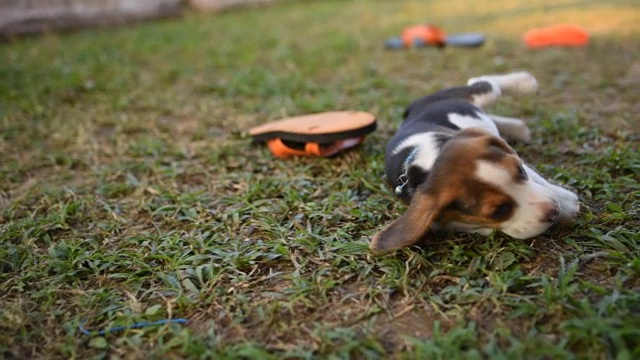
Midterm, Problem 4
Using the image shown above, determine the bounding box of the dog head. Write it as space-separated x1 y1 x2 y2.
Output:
371 128 561 253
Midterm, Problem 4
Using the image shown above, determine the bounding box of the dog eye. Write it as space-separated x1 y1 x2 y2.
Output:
491 202 513 219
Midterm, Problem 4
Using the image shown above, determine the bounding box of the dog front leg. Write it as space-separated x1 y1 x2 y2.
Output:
489 114 531 143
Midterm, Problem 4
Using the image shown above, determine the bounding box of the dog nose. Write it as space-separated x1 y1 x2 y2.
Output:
542 203 559 223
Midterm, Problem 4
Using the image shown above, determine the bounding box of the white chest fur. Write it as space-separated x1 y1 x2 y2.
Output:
392 132 441 171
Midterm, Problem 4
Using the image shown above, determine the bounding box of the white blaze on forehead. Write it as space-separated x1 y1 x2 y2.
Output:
475 160 513 187
392 133 441 170
475 159 550 202
448 112 499 136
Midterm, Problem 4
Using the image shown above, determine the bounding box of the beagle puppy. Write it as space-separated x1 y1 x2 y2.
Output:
371 72 579 253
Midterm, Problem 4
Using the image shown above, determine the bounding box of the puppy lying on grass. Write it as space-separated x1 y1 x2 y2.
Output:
371 72 579 253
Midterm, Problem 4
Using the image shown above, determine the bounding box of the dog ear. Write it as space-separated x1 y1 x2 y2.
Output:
370 190 453 254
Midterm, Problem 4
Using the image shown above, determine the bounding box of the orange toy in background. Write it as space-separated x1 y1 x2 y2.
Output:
524 24 589 48
386 24 485 49
401 24 446 48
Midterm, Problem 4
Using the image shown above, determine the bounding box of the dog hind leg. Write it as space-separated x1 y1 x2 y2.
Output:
404 72 538 116
489 114 531 143
468 71 538 97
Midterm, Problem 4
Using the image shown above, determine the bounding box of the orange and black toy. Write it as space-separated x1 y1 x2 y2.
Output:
386 24 485 49
248 111 377 158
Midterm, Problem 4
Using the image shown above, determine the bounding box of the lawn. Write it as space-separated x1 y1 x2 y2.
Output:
1 0 639 358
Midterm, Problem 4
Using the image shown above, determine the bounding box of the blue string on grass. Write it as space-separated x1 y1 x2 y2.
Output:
79 318 188 336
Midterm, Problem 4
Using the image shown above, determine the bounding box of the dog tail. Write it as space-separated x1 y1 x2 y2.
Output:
467 71 538 97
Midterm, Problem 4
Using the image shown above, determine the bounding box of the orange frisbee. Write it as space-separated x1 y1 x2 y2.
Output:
524 24 589 48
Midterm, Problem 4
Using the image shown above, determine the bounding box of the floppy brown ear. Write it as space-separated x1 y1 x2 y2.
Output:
370 193 447 254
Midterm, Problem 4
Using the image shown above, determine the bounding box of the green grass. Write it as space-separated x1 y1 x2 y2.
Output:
1 0 639 358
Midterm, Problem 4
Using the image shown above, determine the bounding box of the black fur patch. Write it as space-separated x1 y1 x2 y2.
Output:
385 146 415 188
407 165 430 192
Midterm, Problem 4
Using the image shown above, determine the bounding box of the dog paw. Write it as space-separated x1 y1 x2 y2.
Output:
490 115 531 143
502 72 538 95
519 125 531 143
499 122 531 144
